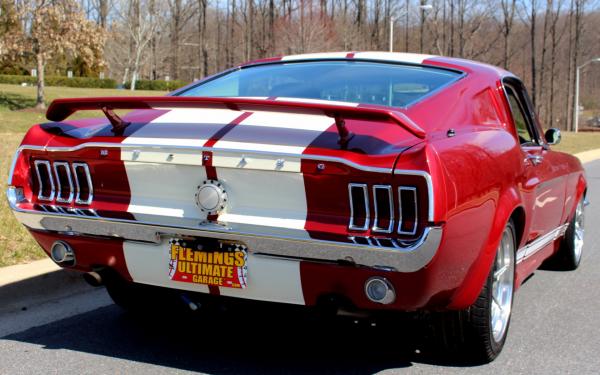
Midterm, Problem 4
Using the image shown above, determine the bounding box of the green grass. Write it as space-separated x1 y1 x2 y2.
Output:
553 131 600 154
0 83 599 267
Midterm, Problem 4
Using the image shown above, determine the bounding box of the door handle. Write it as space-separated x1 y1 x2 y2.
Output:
526 154 543 166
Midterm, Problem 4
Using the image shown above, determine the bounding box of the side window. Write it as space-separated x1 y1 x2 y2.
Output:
504 84 537 146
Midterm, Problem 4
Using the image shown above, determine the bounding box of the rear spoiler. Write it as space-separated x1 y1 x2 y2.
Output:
46 96 426 141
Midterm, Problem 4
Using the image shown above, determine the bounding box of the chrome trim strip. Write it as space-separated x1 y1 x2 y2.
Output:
9 199 443 272
53 162 74 203
348 183 370 231
372 185 394 233
11 144 393 174
72 163 93 205
398 186 418 235
34 160 55 201
516 223 569 263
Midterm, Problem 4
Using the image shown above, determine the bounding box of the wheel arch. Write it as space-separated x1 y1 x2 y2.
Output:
447 186 523 309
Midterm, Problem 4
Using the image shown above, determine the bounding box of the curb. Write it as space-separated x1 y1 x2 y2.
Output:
0 259 95 314
574 149 600 164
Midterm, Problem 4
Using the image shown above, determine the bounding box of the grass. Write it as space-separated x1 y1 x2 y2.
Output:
553 131 600 154
0 83 599 267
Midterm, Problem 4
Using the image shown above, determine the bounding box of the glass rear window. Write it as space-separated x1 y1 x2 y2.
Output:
179 61 462 108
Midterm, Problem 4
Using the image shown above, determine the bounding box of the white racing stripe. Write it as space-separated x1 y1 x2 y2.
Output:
352 52 434 64
123 241 305 305
122 108 242 146
281 52 349 60
213 109 334 155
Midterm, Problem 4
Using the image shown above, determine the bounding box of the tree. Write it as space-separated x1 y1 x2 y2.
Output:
9 0 105 109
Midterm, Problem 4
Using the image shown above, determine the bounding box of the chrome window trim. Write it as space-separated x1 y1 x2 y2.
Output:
398 186 418 235
34 160 55 201
348 183 370 231
72 162 94 205
372 185 394 233
53 162 74 203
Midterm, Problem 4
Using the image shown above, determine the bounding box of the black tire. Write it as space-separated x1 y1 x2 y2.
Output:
555 198 585 271
103 270 178 312
432 220 516 364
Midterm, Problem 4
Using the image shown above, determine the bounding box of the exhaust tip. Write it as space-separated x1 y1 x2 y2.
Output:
50 241 75 265
365 277 396 305
83 272 103 287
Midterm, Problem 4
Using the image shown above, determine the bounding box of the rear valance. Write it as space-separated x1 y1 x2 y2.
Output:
46 96 426 139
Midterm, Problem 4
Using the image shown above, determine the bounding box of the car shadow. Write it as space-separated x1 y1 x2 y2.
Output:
1 299 487 374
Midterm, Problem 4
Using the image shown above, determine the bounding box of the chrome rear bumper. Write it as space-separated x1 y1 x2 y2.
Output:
9 200 442 273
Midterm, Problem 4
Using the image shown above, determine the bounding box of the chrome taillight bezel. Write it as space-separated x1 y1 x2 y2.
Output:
72 162 94 205
372 185 394 233
34 160 55 201
398 186 418 235
348 183 370 231
53 161 74 203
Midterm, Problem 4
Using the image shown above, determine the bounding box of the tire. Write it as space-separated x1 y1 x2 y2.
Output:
103 270 178 312
556 198 585 271
432 220 516 363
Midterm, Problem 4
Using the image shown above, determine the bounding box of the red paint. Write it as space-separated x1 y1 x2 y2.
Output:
29 230 132 281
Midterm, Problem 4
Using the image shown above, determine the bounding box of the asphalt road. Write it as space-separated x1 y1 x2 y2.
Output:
2 161 600 375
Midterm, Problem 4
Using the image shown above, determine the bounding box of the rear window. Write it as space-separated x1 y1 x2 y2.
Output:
179 61 462 108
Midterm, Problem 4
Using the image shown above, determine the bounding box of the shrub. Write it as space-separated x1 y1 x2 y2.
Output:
0 74 117 88
0 74 187 91
123 79 188 91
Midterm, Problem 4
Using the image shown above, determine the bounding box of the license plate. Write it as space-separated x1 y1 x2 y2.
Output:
168 238 248 289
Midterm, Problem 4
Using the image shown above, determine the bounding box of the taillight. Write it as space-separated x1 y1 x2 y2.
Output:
72 163 93 205
348 182 423 236
372 185 394 233
398 187 418 235
348 183 370 231
53 162 74 203
32 160 93 205
34 160 55 201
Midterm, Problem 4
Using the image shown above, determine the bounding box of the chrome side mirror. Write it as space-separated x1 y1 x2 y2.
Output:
544 128 561 145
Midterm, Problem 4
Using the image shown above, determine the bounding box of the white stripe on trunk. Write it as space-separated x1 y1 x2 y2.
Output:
123 241 305 305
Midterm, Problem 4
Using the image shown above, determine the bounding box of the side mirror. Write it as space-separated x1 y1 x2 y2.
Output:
544 128 561 145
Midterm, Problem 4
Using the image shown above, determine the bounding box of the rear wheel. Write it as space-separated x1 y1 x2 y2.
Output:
556 198 585 271
433 220 516 363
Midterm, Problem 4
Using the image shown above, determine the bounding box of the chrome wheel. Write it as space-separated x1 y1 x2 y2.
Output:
573 200 585 264
491 227 515 344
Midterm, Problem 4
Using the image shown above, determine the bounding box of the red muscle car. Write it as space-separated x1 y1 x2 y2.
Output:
7 52 586 362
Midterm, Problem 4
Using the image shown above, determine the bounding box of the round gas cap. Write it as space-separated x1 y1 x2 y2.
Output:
195 180 227 215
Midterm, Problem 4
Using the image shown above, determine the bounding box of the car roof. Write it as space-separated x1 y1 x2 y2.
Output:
241 51 513 81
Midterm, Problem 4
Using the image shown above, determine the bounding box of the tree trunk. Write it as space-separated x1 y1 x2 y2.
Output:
530 0 537 107
35 51 45 109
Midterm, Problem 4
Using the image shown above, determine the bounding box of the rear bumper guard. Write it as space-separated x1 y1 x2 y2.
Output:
9 199 442 273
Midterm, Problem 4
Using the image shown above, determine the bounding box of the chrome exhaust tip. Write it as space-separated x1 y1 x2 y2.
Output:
83 271 103 287
50 241 75 265
364 277 396 305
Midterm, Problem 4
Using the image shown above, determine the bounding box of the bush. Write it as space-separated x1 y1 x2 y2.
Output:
0 74 187 91
0 74 117 88
124 79 188 91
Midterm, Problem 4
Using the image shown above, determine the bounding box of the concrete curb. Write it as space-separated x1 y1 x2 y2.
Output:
1 148 599 309
574 149 600 164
